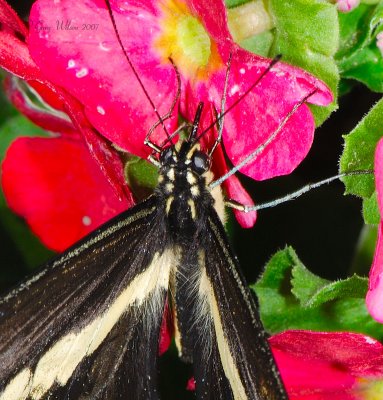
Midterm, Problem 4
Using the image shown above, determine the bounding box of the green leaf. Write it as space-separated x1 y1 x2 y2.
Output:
0 115 47 160
363 191 381 224
339 97 383 223
239 31 274 57
336 3 383 91
267 0 339 125
0 197 53 272
225 0 252 8
124 154 158 201
253 247 383 340
0 83 18 123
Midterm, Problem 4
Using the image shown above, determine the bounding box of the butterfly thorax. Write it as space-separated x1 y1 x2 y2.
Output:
155 141 214 243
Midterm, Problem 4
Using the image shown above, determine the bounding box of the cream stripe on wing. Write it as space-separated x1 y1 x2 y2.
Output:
199 264 248 400
0 248 174 400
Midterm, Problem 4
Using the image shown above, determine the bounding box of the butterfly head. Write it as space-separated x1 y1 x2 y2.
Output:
156 140 215 231
160 141 210 174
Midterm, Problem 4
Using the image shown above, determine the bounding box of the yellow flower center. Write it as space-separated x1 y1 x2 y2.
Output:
154 0 221 79
357 378 383 399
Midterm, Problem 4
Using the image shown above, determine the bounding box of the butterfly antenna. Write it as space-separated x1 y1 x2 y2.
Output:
189 102 204 142
209 88 317 189
146 58 182 153
226 170 373 212
208 53 232 157
104 0 172 142
195 54 282 143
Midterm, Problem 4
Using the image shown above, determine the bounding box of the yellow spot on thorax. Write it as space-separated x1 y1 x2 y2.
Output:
154 0 222 80
166 196 174 214
187 199 197 220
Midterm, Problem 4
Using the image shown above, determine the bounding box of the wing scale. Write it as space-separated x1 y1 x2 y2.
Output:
0 196 173 399
173 206 287 400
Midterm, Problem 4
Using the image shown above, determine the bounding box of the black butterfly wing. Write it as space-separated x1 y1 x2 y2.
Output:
202 210 288 400
173 206 287 400
0 196 171 399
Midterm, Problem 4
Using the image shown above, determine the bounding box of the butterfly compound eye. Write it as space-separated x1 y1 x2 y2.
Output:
192 151 210 174
160 147 173 164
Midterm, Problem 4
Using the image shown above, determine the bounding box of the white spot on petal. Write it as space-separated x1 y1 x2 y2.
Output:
116 1 130 11
76 68 88 78
230 84 240 96
99 42 111 52
67 59 75 69
239 68 245 74
365 336 376 345
97 106 105 115
82 216 92 226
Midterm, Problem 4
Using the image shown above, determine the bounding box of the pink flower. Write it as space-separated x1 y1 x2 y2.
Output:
27 0 331 223
187 330 383 398
377 32 383 58
272 330 383 399
0 0 134 251
0 0 332 250
366 138 383 322
336 0 360 13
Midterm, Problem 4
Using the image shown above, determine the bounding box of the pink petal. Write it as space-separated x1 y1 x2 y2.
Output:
1 136 130 251
27 80 69 112
0 31 41 80
183 46 332 181
0 0 28 38
375 138 383 212
57 90 134 201
367 138 383 322
0 37 131 202
29 0 179 158
187 0 232 57
377 32 383 58
367 223 383 322
189 0 332 106
186 377 196 391
271 331 383 376
158 299 173 356
270 330 383 399
273 348 356 399
4 76 77 135
336 0 360 13
224 176 257 228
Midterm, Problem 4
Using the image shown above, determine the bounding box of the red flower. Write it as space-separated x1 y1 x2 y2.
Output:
0 0 332 250
271 330 383 399
187 330 383 398
0 0 134 251
366 138 383 322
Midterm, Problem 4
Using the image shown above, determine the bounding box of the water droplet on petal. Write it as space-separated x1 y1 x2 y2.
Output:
67 59 76 69
99 41 111 52
240 68 246 74
365 336 376 345
76 68 89 78
230 84 240 96
97 106 106 115
116 1 130 11
82 216 92 226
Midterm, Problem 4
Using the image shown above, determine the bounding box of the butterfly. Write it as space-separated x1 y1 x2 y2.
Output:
0 1 293 399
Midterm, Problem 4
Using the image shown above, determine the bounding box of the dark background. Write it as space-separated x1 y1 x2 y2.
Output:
1 1 382 398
